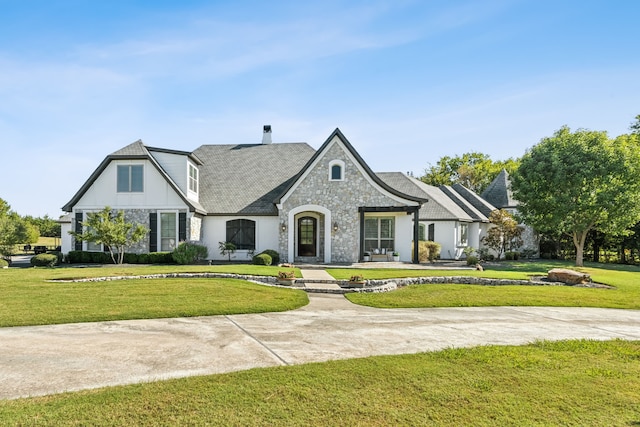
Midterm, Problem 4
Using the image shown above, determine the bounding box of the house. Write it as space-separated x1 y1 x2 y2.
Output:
61 127 497 263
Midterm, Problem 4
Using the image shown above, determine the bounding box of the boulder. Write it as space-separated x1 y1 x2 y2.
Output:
547 268 591 285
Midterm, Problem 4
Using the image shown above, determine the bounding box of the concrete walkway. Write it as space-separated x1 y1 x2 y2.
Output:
1 293 640 400
299 268 342 290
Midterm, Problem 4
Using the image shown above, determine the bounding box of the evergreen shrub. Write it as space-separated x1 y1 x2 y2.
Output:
172 242 209 265
253 253 272 266
31 253 59 267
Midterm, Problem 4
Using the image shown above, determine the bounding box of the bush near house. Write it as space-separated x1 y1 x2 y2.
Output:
258 249 280 265
413 240 441 262
253 253 272 266
66 251 175 265
172 242 209 265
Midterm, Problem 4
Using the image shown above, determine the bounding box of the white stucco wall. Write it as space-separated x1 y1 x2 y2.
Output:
201 216 280 261
74 159 187 210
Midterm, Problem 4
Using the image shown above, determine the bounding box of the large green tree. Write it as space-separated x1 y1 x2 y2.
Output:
420 152 519 194
511 126 640 267
0 198 39 257
70 206 148 264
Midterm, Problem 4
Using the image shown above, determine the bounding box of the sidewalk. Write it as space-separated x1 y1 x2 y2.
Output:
1 293 639 400
299 268 342 291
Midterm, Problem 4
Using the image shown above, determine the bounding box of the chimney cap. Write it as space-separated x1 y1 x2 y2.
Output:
263 125 272 133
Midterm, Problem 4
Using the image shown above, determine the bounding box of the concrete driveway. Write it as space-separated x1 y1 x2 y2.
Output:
1 293 640 400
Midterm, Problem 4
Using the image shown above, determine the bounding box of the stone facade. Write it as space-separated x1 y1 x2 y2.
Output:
280 139 414 263
73 208 194 254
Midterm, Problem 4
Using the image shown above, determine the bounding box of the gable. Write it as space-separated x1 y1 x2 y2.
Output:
279 129 424 207
62 140 205 213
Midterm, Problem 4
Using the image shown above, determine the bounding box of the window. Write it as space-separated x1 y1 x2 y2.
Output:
459 223 468 246
226 219 256 250
117 165 143 192
331 164 342 180
328 160 345 181
419 223 426 241
160 212 177 251
188 164 198 193
428 223 435 242
364 217 394 253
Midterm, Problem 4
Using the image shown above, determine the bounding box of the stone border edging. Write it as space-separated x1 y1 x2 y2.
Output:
47 273 613 294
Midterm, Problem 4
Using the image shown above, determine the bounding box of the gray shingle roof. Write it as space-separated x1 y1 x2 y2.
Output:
481 169 518 209
193 143 316 215
376 173 480 221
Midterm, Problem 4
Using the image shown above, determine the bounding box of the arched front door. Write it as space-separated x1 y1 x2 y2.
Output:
297 216 317 257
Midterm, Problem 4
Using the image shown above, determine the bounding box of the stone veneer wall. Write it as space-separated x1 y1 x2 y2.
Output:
280 141 412 263
73 209 193 254
189 216 202 242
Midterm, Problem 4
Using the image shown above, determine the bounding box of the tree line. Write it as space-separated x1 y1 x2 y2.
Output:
0 199 62 257
420 114 640 267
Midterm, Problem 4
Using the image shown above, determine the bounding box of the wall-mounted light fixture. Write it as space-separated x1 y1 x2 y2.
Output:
281 222 287 232
333 222 339 231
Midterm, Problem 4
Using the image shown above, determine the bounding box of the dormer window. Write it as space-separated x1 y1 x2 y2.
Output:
188 163 198 193
329 160 345 181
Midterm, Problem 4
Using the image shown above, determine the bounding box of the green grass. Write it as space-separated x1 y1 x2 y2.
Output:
1 339 639 425
0 265 307 327
337 261 640 309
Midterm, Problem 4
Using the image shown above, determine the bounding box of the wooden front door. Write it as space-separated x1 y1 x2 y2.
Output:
297 216 317 257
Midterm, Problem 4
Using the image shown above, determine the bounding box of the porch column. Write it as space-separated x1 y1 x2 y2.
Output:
359 209 365 261
413 207 420 264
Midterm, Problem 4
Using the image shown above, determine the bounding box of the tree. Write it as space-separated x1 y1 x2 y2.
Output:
511 126 640 267
0 198 39 257
481 209 524 260
69 207 148 264
24 215 61 237
218 241 236 262
420 152 519 194
630 114 640 135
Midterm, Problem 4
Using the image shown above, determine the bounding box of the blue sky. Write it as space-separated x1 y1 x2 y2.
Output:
1 0 638 218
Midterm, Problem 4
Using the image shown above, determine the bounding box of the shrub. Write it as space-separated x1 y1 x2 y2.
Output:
413 241 441 262
147 252 174 264
476 248 490 261
172 242 209 265
505 251 520 261
253 253 272 266
258 249 280 265
466 255 479 266
0 258 8 268
122 253 140 264
31 253 59 267
90 251 111 264
137 253 150 264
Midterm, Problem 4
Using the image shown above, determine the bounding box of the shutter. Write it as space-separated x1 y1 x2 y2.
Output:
149 213 157 252
179 212 187 242
74 212 83 251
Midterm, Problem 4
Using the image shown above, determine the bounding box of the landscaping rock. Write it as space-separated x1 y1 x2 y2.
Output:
547 268 591 285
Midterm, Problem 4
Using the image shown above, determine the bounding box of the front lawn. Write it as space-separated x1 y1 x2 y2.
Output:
335 261 640 309
0 266 307 327
1 339 639 425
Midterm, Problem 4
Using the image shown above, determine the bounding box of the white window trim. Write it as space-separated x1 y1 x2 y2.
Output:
158 211 179 252
328 159 345 181
188 162 199 194
458 223 469 247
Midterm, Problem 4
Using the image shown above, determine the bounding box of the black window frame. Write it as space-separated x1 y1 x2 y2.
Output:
226 219 256 250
